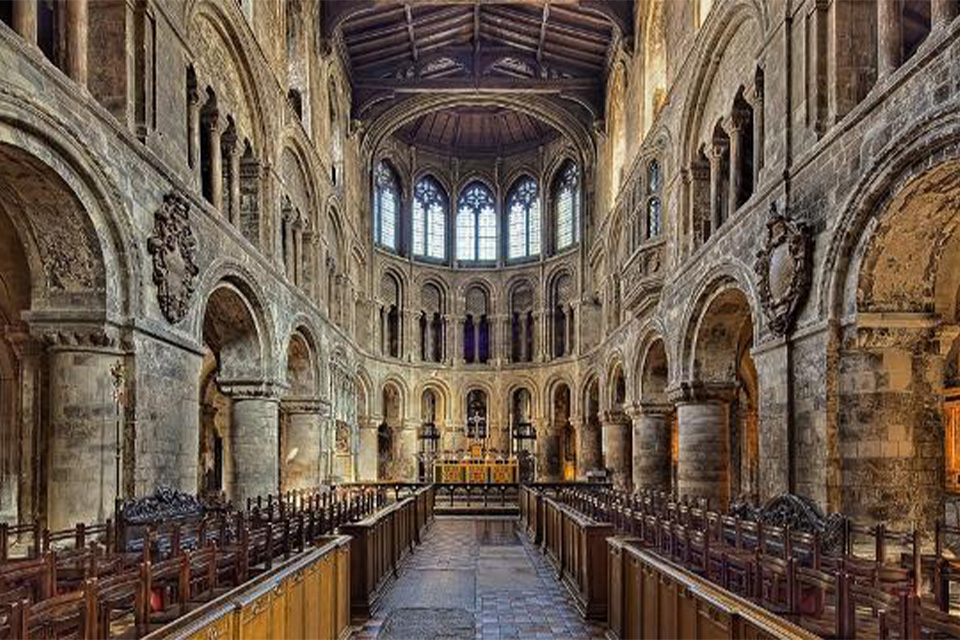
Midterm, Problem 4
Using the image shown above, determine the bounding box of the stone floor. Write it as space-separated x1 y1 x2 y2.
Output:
352 517 607 640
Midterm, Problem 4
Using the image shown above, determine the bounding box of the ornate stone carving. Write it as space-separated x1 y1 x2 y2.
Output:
754 204 810 335
335 420 351 454
147 192 200 324
729 493 845 555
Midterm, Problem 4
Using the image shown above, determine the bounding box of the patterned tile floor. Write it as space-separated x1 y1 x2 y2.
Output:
352 516 607 640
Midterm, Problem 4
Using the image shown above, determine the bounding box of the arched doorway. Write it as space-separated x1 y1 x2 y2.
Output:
551 383 574 481
579 377 602 479
603 363 631 488
510 387 535 482
681 285 758 509
635 338 675 492
379 382 403 480
837 159 960 530
199 283 274 507
0 141 117 530
280 330 321 491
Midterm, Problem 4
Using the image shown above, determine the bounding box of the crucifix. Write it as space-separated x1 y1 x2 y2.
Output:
467 410 486 450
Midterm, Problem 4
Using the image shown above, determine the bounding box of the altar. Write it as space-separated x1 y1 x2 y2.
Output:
433 444 518 484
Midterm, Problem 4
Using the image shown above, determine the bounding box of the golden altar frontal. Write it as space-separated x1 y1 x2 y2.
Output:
433 456 518 484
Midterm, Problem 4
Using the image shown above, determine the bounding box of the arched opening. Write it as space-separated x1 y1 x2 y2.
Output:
379 383 403 481
199 283 273 507
635 339 675 492
0 142 113 530
510 282 536 363
603 363 631 488
280 331 319 491
579 377 602 479
607 63 627 204
465 389 488 441
839 159 960 530
419 387 444 481
643 0 667 137
419 282 445 363
552 383 575 481
510 388 535 482
683 286 758 508
549 272 575 359
379 272 402 359
463 285 491 364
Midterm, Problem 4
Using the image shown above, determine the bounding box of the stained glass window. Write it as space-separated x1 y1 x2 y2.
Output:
413 176 447 260
457 182 497 262
507 177 541 260
374 161 399 250
555 161 580 251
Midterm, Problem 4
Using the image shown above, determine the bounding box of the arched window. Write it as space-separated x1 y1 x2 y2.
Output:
554 161 580 251
412 176 448 260
647 160 662 239
374 161 400 251
457 182 497 262
507 177 541 260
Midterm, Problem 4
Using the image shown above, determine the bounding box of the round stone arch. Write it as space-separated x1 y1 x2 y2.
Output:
0 112 136 529
360 94 596 172
416 378 451 426
677 263 763 384
676 269 762 509
820 107 960 322
186 0 269 157
819 121 960 529
0 106 135 318
631 327 675 492
677 0 768 168
279 324 323 490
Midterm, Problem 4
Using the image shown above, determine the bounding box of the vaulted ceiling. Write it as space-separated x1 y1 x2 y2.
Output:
323 1 633 124
395 106 560 155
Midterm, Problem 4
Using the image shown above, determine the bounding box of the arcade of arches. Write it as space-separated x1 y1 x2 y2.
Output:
1 0 960 552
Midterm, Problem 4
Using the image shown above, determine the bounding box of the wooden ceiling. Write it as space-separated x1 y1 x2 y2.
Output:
325 1 632 121
394 106 560 154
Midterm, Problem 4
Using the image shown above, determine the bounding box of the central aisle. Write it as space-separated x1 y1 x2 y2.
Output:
353 516 606 639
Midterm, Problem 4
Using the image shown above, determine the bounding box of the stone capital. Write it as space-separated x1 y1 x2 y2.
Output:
219 379 285 400
280 397 324 415
601 410 630 425
666 381 736 405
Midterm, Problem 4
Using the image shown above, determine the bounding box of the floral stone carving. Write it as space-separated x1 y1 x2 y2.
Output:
754 204 811 335
147 192 200 324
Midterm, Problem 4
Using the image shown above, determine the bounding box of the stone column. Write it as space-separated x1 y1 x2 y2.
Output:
45 339 122 531
628 403 672 491
933 0 959 26
745 82 764 187
224 133 241 227
226 387 280 508
535 417 561 482
708 140 728 233
601 412 632 489
207 113 224 212
356 417 378 482
398 421 419 481
11 0 38 45
534 311 546 362
64 0 89 87
723 115 744 216
283 212 295 280
574 417 602 479
676 396 730 510
281 400 322 491
877 0 903 79
8 334 40 524
187 86 202 186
